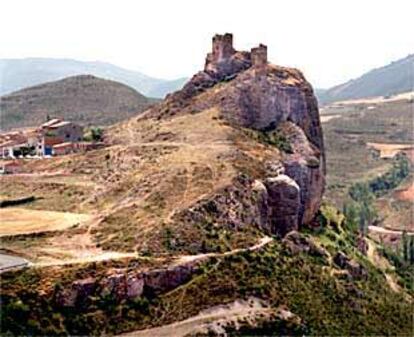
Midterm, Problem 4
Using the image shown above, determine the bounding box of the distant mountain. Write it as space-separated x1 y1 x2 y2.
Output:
318 54 414 104
0 58 186 98
0 75 155 131
147 77 188 98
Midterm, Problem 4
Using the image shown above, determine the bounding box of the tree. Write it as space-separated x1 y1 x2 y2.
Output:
402 231 409 262
90 127 103 142
343 201 360 233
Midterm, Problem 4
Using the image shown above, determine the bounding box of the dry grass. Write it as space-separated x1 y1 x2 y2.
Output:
1 107 280 259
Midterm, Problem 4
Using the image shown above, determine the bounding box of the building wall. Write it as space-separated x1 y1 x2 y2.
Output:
48 124 83 143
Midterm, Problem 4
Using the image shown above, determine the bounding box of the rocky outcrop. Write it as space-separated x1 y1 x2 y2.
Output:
247 120 324 236
280 122 325 225
148 33 325 237
55 277 97 307
153 34 323 154
55 259 203 308
333 252 368 279
282 231 329 259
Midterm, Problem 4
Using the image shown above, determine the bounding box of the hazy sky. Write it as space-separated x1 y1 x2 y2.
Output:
0 0 412 88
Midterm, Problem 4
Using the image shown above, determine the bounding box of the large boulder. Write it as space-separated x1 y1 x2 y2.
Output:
264 175 300 237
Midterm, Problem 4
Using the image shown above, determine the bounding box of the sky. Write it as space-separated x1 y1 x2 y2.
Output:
0 0 412 88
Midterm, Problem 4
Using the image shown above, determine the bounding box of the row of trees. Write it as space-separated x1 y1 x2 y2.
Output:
368 155 410 196
343 182 377 235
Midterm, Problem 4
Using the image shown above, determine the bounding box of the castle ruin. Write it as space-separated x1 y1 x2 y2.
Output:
206 33 268 72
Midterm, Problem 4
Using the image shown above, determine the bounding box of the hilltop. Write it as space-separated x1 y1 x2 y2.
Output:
318 54 414 104
1 34 412 336
0 75 155 131
0 58 186 98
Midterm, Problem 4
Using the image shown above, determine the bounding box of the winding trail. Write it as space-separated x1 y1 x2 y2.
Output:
175 236 273 265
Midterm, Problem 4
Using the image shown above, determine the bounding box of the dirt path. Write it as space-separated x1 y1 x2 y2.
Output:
175 236 273 265
369 225 414 236
119 298 272 337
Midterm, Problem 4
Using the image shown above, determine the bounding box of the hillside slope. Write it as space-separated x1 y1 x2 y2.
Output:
0 75 154 130
319 54 414 104
0 58 186 98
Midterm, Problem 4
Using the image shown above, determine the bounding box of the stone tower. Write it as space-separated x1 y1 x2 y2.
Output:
205 33 237 73
211 33 235 62
251 44 268 67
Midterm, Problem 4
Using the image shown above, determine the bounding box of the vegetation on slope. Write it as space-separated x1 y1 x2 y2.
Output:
1 209 412 336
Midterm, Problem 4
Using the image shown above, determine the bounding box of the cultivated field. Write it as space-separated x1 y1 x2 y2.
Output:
0 208 91 236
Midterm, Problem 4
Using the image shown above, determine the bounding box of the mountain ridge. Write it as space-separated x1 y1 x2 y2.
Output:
318 54 414 104
0 57 187 98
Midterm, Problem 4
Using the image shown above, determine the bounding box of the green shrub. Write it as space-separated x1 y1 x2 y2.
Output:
258 131 293 153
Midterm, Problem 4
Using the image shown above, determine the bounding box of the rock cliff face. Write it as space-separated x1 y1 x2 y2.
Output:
55 259 204 308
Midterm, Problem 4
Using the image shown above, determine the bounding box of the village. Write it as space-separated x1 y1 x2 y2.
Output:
0 118 104 174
